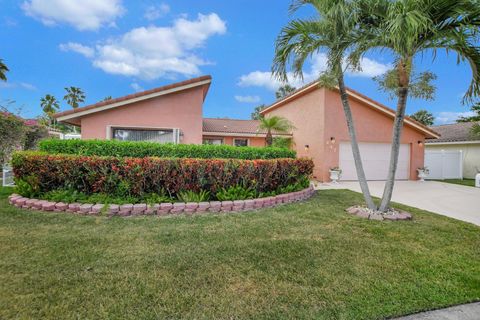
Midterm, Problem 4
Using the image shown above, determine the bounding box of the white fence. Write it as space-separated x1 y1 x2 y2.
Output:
425 150 463 180
2 165 15 187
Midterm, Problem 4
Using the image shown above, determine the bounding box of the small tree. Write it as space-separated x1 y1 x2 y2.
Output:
276 84 296 99
0 112 26 165
64 87 86 109
251 104 267 120
258 116 294 146
409 109 435 126
24 125 49 150
0 59 8 81
103 96 113 101
470 123 480 139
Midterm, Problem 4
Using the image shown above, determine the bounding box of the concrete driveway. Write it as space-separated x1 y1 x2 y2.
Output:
317 180 480 226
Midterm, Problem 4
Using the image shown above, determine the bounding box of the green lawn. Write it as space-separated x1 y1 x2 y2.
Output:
0 187 479 319
434 179 476 187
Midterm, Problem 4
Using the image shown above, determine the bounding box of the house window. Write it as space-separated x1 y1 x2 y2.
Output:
112 128 176 143
233 138 249 147
203 138 223 145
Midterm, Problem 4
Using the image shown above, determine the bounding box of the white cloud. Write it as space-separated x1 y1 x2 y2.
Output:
22 0 125 31
130 82 144 92
234 95 261 103
435 111 476 125
59 42 95 58
238 53 390 91
63 13 226 80
0 82 37 90
144 3 170 21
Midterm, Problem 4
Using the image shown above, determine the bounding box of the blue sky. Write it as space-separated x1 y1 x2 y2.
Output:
0 0 476 124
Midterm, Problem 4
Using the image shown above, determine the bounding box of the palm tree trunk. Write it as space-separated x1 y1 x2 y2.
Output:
379 59 411 212
337 74 376 210
266 131 273 146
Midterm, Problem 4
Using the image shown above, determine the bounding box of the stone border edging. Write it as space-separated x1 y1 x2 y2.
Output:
8 186 315 217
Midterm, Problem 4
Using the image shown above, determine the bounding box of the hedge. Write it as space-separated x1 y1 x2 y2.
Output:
39 139 296 159
12 152 314 198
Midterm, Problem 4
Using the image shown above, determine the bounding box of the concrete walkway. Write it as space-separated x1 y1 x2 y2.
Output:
316 180 480 226
393 302 480 320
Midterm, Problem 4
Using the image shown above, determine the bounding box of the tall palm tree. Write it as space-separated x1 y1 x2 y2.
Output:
0 59 9 81
352 0 480 211
40 94 60 127
273 0 377 210
258 116 294 147
63 87 86 109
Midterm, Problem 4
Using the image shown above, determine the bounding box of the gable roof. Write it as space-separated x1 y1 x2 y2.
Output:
202 118 292 136
54 75 212 123
260 80 440 139
426 121 480 144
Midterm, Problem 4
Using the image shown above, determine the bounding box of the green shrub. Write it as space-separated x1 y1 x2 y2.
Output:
177 190 211 202
14 175 41 198
216 185 256 201
144 192 172 205
12 152 314 199
39 139 296 159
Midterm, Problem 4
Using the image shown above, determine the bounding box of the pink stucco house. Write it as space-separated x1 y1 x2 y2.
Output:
55 76 280 147
55 75 439 182
261 81 439 181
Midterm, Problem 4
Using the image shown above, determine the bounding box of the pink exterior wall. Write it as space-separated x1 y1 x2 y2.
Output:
202 135 266 147
80 87 205 144
265 87 426 181
264 88 327 179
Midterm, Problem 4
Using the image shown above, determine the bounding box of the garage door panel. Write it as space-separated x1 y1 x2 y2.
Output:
339 142 410 181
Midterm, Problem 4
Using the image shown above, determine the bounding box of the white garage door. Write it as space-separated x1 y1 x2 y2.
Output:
339 142 410 181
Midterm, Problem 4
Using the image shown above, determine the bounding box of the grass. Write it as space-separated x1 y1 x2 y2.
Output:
0 186 479 319
433 179 476 187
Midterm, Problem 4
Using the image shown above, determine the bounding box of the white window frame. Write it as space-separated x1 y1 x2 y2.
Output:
233 138 249 147
203 137 224 145
107 125 181 144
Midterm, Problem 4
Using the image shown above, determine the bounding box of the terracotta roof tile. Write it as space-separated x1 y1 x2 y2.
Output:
54 75 212 119
427 121 480 143
202 118 291 135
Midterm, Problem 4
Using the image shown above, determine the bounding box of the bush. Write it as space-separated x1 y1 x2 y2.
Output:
12 152 314 199
39 139 296 160
216 185 256 201
177 190 211 202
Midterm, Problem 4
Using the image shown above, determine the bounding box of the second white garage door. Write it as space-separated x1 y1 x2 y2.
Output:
339 142 410 181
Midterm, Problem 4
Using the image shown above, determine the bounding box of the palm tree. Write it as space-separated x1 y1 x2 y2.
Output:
276 84 297 99
0 59 9 81
352 0 480 211
410 109 435 126
258 116 294 147
40 94 60 127
273 0 377 210
63 87 86 109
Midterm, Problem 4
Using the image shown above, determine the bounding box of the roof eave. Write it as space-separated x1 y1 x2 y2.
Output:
55 77 212 123
260 81 440 139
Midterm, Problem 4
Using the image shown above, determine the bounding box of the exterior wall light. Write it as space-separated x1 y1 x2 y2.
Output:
330 137 336 144
305 144 310 151
418 140 423 147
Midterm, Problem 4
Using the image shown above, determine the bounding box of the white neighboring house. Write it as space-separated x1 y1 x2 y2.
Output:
426 122 480 179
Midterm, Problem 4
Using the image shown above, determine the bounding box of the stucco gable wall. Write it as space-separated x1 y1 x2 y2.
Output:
80 87 204 144
323 89 426 181
264 88 326 179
